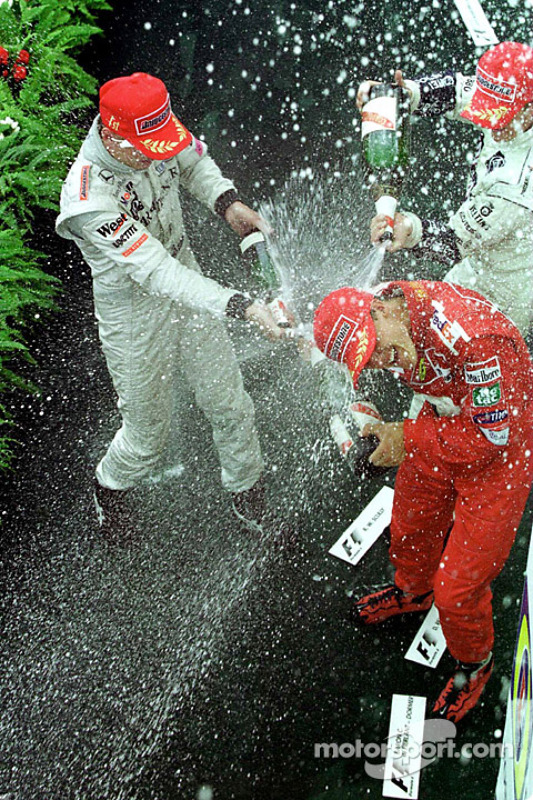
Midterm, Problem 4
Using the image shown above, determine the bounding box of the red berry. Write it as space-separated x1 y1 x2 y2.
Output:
0 47 8 67
16 50 30 65
12 64 27 83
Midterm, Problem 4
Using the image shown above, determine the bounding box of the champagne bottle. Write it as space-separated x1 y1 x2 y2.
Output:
240 229 291 327
361 83 411 244
309 345 383 478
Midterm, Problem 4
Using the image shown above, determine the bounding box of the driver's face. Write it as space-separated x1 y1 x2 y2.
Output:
101 129 154 170
366 305 418 372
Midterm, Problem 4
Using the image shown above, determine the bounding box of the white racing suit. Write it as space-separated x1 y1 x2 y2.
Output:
56 118 263 492
403 71 533 336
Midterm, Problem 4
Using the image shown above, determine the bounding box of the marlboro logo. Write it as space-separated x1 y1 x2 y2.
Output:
464 356 501 385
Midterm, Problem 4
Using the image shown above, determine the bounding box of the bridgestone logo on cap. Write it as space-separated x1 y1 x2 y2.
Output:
135 95 171 135
476 66 516 104
326 315 357 361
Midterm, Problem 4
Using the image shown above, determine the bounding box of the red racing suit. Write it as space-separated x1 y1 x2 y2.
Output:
378 280 533 663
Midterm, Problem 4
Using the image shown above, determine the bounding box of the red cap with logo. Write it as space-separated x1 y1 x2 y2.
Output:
461 41 533 130
99 72 193 160
313 287 377 387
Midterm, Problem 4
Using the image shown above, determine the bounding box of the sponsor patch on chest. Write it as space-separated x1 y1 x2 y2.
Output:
464 356 502 385
412 348 452 387
430 302 470 354
472 408 508 426
481 427 509 446
472 381 502 407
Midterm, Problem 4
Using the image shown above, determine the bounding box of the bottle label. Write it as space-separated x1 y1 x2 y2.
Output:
350 401 383 433
361 96 397 138
375 194 398 226
329 414 354 456
240 230 265 254
268 297 291 327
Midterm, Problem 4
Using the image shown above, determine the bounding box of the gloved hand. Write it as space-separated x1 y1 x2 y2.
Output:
357 68 412 110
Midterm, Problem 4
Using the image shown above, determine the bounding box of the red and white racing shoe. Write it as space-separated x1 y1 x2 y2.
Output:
351 583 434 624
433 653 494 723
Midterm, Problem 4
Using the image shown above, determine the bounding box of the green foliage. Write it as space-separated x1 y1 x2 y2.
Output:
0 0 110 469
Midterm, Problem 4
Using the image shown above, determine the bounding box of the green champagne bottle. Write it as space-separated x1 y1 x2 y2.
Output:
361 83 411 243
240 229 291 327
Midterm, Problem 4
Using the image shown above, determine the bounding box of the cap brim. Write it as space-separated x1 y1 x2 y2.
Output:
460 96 525 130
129 114 193 160
343 319 377 387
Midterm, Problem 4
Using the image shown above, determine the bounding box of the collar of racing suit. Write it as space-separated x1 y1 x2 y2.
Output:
482 124 533 155
473 126 533 212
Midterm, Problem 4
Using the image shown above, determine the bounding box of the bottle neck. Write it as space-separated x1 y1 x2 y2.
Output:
240 229 265 255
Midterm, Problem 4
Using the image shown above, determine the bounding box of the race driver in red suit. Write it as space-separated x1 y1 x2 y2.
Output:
313 279 533 722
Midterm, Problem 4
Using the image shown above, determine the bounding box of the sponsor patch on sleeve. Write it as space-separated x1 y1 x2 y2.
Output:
113 223 138 249
194 136 205 156
96 212 128 239
122 232 148 257
480 427 509 446
79 165 90 200
464 356 502 385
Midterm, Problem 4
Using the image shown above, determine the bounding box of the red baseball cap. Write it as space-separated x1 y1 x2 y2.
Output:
461 41 533 130
99 73 193 160
313 287 377 387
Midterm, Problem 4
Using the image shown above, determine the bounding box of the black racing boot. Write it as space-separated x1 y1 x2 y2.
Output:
93 479 136 546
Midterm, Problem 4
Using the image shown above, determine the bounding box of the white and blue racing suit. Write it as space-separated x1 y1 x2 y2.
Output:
402 71 533 335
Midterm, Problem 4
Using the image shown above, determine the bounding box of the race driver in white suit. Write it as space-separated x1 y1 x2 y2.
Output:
57 72 292 543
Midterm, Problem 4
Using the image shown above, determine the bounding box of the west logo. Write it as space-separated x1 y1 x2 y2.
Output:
97 213 128 238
